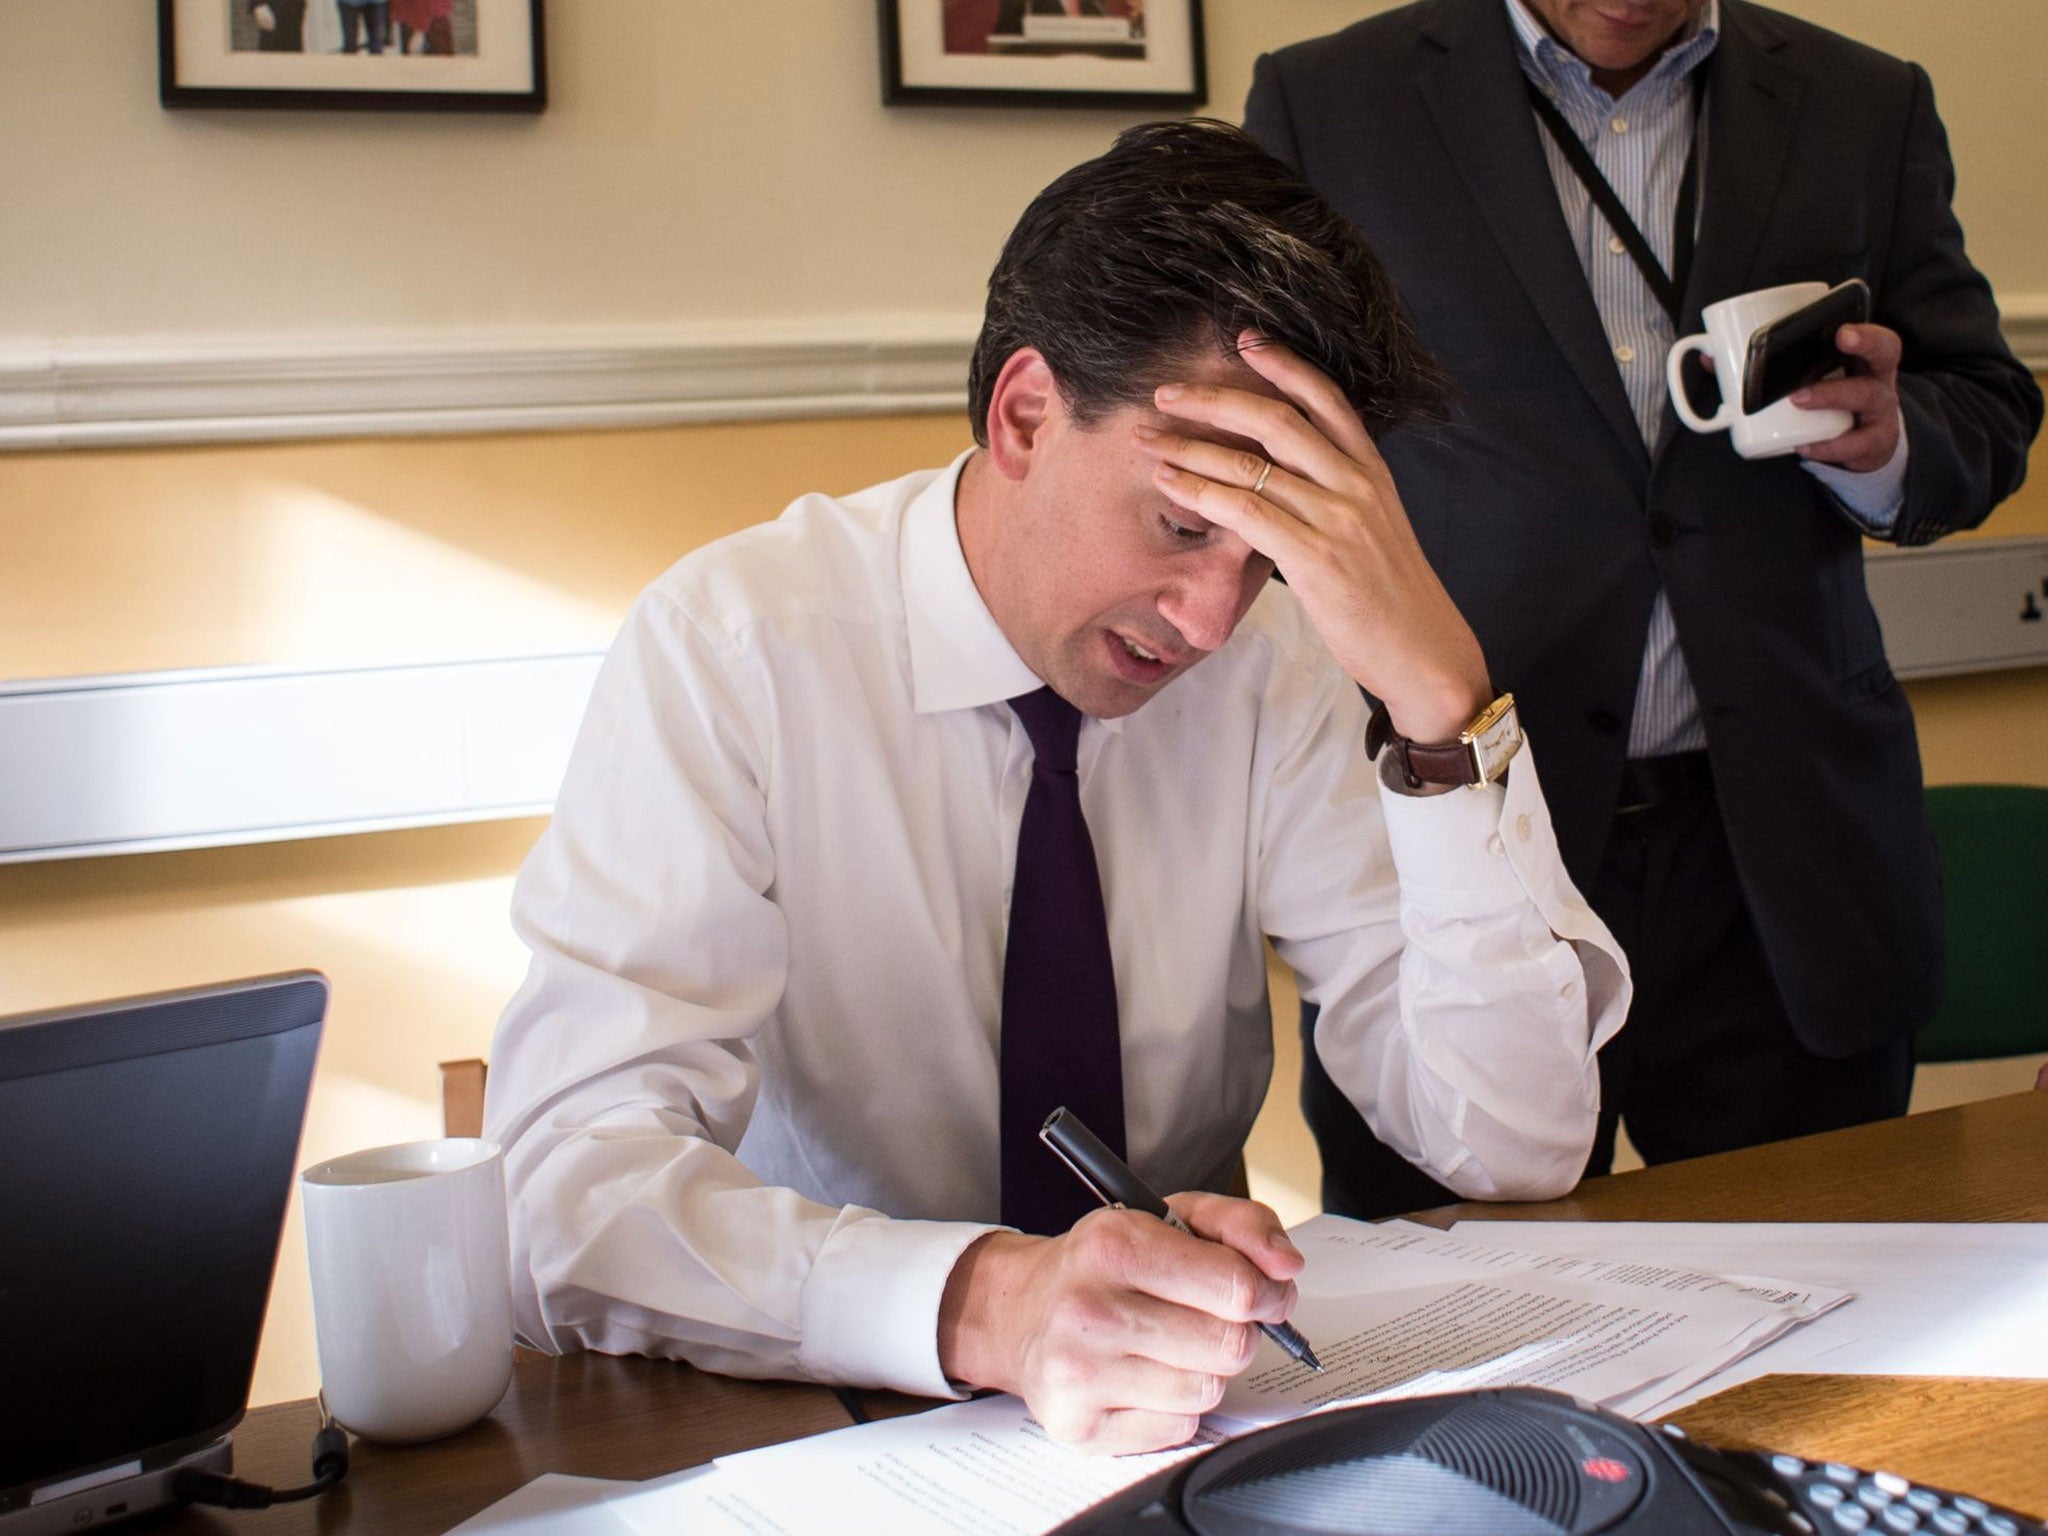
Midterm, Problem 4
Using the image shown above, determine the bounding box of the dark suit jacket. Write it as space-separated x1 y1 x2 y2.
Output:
1247 0 2041 1061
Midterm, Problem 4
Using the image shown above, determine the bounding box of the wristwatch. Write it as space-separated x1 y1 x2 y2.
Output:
1366 693 1524 790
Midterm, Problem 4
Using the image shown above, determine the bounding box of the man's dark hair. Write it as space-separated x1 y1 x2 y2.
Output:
967 119 1451 446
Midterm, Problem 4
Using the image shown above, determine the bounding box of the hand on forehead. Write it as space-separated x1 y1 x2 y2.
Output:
1151 332 1378 471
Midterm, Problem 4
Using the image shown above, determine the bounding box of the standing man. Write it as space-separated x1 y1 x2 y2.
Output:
487 122 1626 1455
1247 0 2043 1215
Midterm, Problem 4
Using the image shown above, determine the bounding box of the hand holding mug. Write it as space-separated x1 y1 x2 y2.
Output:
1666 282 1855 460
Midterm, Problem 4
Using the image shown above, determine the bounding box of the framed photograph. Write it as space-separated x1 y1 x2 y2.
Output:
159 0 545 112
880 0 1205 110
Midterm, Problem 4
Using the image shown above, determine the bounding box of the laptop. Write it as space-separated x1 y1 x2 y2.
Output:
0 972 327 1535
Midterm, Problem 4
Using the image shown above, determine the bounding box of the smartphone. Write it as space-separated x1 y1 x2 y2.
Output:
1741 278 1872 415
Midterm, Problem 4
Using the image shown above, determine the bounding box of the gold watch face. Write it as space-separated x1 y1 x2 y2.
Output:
1460 694 1523 785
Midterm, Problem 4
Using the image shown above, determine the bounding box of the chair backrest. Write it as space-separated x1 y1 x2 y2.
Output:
1919 784 2048 1064
440 1057 488 1139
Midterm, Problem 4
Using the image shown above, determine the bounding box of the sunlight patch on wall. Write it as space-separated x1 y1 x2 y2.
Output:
245 480 619 666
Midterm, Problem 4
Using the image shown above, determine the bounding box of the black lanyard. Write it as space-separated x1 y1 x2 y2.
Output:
1526 76 1704 325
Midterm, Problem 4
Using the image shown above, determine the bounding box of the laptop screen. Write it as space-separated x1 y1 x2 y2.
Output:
0 973 326 1507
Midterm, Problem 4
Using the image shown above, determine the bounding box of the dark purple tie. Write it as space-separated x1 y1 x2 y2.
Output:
1000 686 1127 1236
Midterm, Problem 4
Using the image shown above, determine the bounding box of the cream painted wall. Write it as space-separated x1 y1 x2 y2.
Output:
0 0 2041 343
0 414 971 679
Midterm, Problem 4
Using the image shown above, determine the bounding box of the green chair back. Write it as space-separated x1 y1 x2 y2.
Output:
1919 783 2048 1064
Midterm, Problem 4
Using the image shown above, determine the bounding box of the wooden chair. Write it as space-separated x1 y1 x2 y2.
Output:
439 1058 488 1139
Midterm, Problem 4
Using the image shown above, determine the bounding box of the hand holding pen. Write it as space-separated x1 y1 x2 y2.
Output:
1041 1108 1325 1373
936 1112 1313 1454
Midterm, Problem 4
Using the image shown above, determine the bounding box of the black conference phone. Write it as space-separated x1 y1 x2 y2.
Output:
1049 1387 2042 1536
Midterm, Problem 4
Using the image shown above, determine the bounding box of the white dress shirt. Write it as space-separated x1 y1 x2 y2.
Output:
485 452 1630 1400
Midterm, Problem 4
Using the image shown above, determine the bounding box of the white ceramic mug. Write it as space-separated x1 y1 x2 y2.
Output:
301 1137 514 1444
1666 281 1854 459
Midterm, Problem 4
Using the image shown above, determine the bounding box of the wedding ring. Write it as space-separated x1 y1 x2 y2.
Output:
1250 459 1274 497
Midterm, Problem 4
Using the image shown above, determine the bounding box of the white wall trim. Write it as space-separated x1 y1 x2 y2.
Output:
0 298 2038 452
0 317 982 449
2002 298 2048 371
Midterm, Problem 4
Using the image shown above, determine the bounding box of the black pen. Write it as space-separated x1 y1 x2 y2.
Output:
1039 1107 1325 1373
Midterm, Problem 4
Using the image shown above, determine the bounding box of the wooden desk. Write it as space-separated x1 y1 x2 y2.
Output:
154 1355 859 1536
160 1093 2048 1535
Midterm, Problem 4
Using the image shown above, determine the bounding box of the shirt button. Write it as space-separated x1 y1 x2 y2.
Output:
1559 980 1579 1000
1614 343 1636 363
1515 813 1534 843
1650 513 1678 548
1486 833 1507 858
1611 115 1629 133
1608 234 1627 254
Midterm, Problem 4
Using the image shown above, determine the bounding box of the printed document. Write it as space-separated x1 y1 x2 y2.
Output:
558 1216 1848 1536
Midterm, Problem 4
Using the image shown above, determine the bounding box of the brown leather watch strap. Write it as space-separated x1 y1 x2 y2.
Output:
1365 697 1483 789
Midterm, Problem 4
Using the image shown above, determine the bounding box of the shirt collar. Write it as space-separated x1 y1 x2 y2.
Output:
900 448 1050 717
1505 0 1719 100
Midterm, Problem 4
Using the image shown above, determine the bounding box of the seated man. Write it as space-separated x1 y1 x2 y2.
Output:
486 120 1629 1455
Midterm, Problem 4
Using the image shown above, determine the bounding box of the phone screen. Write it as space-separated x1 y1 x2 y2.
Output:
1741 279 1872 415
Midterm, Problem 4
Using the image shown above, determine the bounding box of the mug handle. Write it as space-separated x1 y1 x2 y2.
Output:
1666 334 1733 432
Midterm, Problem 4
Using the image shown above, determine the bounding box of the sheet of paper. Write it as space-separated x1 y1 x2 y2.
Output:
1217 1217 1846 1425
1450 1221 2048 1414
441 1473 641 1536
607 1466 794 1536
705 1394 1217 1536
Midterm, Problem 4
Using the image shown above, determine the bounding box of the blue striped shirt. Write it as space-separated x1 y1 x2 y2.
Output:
1504 0 1904 757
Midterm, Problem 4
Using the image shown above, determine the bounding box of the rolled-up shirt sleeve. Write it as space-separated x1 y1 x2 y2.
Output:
1258 659 1631 1203
483 589 996 1399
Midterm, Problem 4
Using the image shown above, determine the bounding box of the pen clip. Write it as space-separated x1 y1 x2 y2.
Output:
1038 1121 1116 1209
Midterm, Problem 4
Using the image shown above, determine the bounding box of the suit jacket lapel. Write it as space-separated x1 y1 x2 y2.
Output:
1681 1 1805 326
1415 0 1647 467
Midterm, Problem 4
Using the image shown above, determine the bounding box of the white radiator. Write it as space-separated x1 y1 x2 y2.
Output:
0 652 601 863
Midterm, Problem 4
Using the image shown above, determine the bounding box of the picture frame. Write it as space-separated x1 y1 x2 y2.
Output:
879 0 1205 110
158 0 546 113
